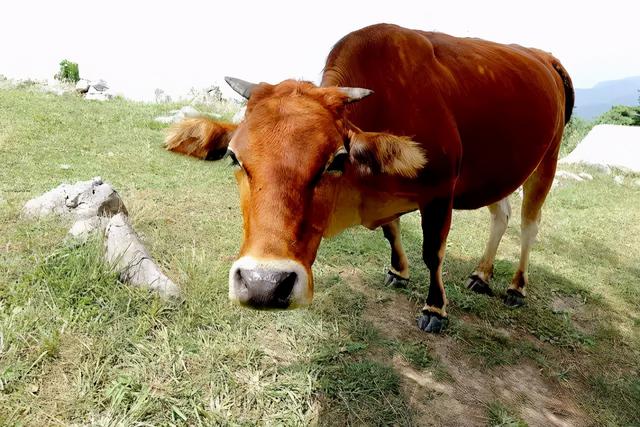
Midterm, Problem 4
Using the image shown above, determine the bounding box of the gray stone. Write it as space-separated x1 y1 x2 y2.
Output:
85 86 113 101
589 164 612 175
179 105 200 118
23 178 179 299
154 106 201 124
104 213 180 299
22 177 127 220
578 172 593 181
75 79 90 93
91 79 109 92
560 125 640 173
555 170 584 182
154 115 176 124
69 216 108 241
614 175 624 185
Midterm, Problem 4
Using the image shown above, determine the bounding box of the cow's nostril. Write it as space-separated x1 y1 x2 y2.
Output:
236 268 298 309
273 271 297 302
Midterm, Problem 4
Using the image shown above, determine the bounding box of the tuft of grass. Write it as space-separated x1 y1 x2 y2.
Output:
486 401 528 427
394 341 434 369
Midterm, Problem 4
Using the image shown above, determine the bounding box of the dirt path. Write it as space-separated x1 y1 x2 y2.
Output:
340 268 588 427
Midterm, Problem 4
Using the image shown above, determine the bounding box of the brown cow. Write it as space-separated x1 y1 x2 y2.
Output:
165 23 573 333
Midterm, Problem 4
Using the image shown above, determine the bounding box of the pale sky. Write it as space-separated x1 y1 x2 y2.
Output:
1 0 638 101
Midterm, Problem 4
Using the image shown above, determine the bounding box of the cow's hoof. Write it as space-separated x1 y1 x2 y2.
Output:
466 274 494 296
384 270 409 288
417 312 448 333
504 289 526 307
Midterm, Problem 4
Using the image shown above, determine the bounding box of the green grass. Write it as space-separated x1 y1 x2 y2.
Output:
485 401 527 427
1 88 639 425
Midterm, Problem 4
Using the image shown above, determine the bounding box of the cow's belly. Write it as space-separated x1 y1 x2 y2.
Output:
452 117 558 210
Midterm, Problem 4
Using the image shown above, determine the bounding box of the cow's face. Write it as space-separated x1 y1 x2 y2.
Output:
225 79 426 309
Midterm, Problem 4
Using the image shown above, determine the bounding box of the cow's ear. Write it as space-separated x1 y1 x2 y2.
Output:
347 131 427 178
165 117 237 160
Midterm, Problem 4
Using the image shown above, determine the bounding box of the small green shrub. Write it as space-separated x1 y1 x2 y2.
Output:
595 105 640 126
55 59 80 83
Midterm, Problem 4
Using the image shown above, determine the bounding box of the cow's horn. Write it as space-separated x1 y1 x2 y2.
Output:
224 76 257 99
338 87 374 103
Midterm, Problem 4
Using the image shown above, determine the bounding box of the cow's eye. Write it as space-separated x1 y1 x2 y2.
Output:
226 150 240 168
326 151 348 174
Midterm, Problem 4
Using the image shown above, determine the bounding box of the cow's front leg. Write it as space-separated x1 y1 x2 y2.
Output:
382 218 410 288
416 197 453 333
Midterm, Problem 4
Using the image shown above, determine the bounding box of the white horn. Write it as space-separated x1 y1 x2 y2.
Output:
338 87 374 103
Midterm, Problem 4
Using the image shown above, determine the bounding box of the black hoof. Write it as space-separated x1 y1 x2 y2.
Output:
466 275 494 296
504 289 526 307
384 270 409 288
417 312 448 333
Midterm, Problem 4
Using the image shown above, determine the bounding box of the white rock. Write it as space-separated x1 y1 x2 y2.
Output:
104 213 180 299
614 175 624 185
555 170 584 181
589 164 612 175
85 86 113 101
68 216 108 240
24 178 179 299
22 177 127 220
60 164 71 170
560 125 640 173
154 115 176 124
179 105 200 118
75 79 90 93
90 79 109 92
154 106 201 124
632 179 640 188
578 172 593 180
232 106 246 124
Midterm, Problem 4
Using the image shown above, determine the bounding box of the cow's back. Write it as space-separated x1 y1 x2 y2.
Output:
322 23 568 209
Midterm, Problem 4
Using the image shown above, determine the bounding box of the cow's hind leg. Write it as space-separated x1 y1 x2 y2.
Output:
467 198 511 296
382 218 410 288
505 143 559 307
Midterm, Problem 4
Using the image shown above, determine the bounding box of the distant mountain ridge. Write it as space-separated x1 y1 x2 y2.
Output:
574 76 640 120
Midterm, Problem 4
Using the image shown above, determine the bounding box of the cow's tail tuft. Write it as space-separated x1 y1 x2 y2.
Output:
551 60 575 125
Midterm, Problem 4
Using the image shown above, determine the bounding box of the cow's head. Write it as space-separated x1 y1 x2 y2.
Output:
166 78 426 309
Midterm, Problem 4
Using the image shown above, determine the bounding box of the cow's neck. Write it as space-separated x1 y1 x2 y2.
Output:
323 176 419 238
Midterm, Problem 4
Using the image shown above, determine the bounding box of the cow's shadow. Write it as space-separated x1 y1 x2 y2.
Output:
304 215 638 425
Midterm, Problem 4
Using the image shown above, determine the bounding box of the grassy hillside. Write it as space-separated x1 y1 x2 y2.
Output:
1 88 639 426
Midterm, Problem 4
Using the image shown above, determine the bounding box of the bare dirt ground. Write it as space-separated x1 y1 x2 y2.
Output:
341 267 589 427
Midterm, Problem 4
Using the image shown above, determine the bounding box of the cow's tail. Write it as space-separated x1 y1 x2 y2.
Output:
164 117 236 161
551 59 575 125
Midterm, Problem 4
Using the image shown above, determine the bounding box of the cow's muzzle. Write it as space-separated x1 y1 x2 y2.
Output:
229 257 312 309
